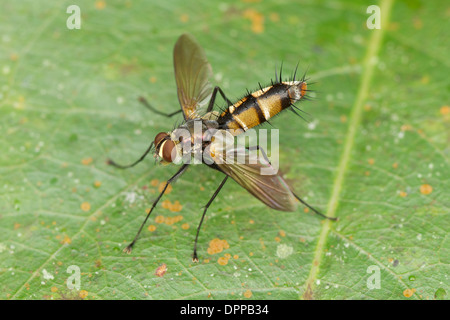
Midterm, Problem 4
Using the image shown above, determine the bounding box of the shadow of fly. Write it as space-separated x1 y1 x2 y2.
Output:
108 33 337 262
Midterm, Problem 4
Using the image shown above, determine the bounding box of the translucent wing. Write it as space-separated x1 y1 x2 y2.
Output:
207 141 298 212
173 33 213 120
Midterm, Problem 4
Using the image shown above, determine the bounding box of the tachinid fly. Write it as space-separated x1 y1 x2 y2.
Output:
108 33 337 261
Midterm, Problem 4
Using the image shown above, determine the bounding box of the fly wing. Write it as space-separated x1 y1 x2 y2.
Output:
173 33 213 120
210 144 298 212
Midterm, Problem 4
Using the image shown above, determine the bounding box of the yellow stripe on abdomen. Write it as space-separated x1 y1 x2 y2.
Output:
256 94 283 120
232 106 261 131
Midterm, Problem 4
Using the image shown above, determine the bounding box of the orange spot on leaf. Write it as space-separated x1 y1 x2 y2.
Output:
181 223 189 230
81 157 93 165
403 288 416 298
207 238 230 255
61 235 72 245
155 263 168 277
217 256 228 266
79 290 88 299
159 182 172 194
95 0 106 10
180 14 189 23
440 105 450 116
420 184 433 195
243 9 264 33
81 202 91 212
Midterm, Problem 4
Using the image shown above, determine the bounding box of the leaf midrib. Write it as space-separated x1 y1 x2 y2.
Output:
302 0 395 299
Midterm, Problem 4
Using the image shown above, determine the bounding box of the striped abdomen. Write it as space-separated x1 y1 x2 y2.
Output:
218 81 307 135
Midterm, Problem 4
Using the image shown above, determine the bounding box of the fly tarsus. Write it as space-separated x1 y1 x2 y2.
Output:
123 243 134 254
106 158 129 169
293 192 338 221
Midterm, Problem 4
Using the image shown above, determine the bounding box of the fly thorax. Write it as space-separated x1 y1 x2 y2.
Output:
203 129 235 166
170 119 220 165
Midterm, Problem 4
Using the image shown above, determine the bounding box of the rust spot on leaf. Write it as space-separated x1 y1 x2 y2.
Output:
420 184 432 195
155 264 168 277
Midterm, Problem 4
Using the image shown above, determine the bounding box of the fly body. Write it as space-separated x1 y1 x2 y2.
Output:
108 33 337 261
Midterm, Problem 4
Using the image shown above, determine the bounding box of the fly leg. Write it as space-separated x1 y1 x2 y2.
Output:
206 86 233 113
292 193 337 221
192 175 229 262
247 145 337 221
247 145 271 165
107 141 154 169
123 164 189 254
138 96 183 117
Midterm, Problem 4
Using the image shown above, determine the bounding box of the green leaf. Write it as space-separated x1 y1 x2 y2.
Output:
1 0 448 300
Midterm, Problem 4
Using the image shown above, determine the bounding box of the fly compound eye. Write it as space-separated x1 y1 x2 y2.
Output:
154 132 168 147
162 139 176 162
